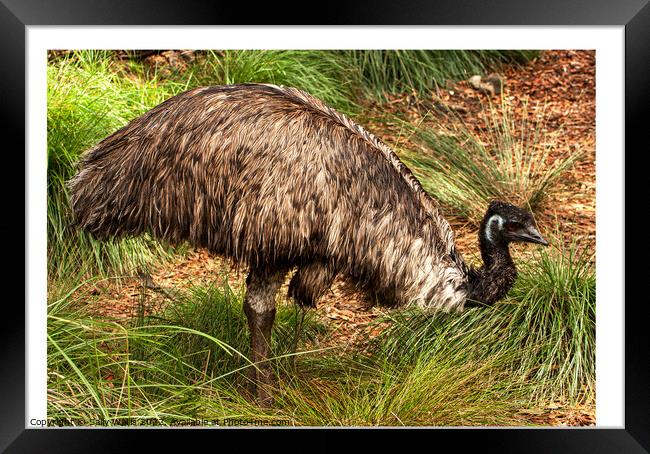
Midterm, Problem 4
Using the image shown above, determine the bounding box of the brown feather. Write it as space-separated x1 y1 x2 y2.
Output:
69 83 469 310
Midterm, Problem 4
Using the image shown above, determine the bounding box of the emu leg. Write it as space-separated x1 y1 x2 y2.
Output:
243 267 287 407
288 260 339 308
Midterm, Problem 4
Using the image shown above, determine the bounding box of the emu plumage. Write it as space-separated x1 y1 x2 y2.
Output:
70 83 469 309
69 83 547 405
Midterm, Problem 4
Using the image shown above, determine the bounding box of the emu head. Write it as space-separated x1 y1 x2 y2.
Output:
480 201 548 248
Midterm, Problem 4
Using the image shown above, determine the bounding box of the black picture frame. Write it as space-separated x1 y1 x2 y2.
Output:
4 0 645 451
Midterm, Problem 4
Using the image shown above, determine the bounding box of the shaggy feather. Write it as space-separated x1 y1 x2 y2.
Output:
69 84 541 311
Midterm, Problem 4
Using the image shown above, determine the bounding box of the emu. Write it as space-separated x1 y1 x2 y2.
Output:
68 83 548 405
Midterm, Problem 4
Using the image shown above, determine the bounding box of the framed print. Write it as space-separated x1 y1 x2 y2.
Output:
3 0 646 451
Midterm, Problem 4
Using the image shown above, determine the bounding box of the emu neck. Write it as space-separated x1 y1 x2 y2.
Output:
479 235 514 270
467 228 517 306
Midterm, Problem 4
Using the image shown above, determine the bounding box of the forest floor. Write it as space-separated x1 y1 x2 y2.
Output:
85 50 596 426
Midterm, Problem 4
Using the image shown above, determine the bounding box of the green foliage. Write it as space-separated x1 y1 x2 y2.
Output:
378 234 595 405
401 98 580 223
272 342 527 426
47 278 326 426
150 279 327 377
47 233 593 426
47 51 185 281
342 50 539 100
47 277 527 426
190 50 359 115
506 234 595 402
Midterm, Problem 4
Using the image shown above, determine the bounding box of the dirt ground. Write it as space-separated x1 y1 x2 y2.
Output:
85 50 596 426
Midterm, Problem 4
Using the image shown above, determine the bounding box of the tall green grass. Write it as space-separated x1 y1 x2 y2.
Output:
47 277 327 426
271 338 528 426
506 235 595 402
189 50 359 115
48 234 593 426
400 98 580 223
47 51 186 283
152 279 327 378
378 234 595 405
47 276 531 426
343 50 539 100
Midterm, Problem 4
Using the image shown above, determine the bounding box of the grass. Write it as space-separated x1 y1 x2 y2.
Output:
506 234 595 402
47 51 186 283
399 97 581 224
343 50 540 100
189 50 359 115
47 274 530 426
45 49 593 426
271 351 527 426
47 277 327 426
378 233 595 405
47 230 593 426
150 278 327 378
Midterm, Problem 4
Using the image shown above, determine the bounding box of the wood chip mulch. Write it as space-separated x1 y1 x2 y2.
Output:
516 402 596 427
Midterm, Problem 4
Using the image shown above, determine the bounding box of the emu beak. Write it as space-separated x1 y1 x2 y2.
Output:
515 226 549 246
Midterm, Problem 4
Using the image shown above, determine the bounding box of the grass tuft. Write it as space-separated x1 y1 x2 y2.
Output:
378 232 595 405
47 51 186 282
400 97 581 223
343 50 539 100
188 50 359 115
47 277 327 426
